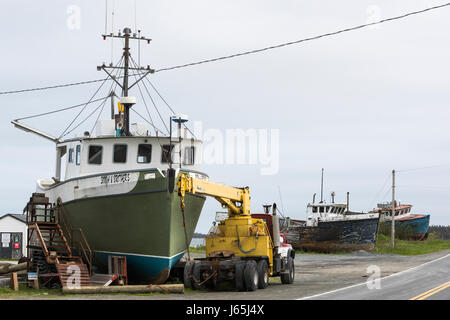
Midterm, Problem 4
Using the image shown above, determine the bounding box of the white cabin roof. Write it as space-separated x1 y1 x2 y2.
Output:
56 135 203 181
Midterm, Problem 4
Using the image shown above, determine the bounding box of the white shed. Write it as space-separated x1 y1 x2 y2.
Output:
0 214 27 259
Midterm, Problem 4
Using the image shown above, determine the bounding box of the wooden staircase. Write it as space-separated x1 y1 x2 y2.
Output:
56 263 92 287
31 222 72 261
26 193 94 288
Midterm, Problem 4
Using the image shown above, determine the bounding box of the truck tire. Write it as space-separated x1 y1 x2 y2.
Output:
192 262 203 290
235 261 246 292
183 261 194 289
256 260 269 289
244 260 258 291
281 256 295 284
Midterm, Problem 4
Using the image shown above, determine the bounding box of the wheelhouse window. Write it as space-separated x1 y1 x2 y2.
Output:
161 145 174 163
183 146 195 165
113 144 127 163
88 145 103 165
137 144 152 163
68 148 74 163
76 145 81 165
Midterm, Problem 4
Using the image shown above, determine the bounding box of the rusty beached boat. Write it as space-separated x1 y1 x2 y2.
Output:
281 170 380 252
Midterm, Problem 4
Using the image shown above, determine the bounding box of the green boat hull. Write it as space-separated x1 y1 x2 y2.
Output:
59 169 205 283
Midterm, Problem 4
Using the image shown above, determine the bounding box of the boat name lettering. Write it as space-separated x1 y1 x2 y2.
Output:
100 173 131 184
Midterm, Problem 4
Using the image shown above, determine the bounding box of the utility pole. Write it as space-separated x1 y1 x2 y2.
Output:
391 169 396 248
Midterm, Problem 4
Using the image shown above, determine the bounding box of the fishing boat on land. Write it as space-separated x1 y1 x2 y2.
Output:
282 170 380 252
12 28 208 283
283 199 380 252
370 202 430 240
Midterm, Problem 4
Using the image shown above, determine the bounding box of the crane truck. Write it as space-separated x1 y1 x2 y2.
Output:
177 173 295 291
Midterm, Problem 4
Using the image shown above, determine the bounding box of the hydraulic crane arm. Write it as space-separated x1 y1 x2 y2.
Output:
177 173 251 216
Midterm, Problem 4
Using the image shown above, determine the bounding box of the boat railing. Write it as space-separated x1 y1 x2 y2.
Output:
56 198 93 275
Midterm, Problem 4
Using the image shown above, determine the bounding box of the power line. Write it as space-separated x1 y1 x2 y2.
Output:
397 163 450 173
129 58 170 134
0 73 142 96
2 2 449 95
58 77 110 138
397 185 450 190
154 2 450 73
59 56 124 138
14 96 110 121
0 78 109 95
62 97 109 138
369 173 391 208
129 66 167 134
89 79 120 137
143 77 198 139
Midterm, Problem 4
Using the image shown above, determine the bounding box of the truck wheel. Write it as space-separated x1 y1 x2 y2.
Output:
183 261 194 289
244 260 258 291
281 256 295 284
257 260 269 289
235 261 246 291
192 262 203 290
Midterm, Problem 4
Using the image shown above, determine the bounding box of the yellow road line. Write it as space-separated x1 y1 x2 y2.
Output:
410 281 450 300
417 282 450 300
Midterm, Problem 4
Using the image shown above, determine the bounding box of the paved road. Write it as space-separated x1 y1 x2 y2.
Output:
302 253 450 300
4 250 449 299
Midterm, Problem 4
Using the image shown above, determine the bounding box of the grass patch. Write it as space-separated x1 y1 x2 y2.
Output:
269 276 281 284
189 246 206 253
374 233 450 256
0 258 19 262
0 283 62 299
0 282 186 298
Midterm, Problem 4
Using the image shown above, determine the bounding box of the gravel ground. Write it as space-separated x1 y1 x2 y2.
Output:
5 249 449 300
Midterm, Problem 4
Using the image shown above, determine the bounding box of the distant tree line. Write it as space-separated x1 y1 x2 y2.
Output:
193 232 206 238
428 225 450 240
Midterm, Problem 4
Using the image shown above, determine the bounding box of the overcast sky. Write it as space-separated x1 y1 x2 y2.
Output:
1 0 450 233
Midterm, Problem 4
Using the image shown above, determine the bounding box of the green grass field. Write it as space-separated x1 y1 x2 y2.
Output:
0 283 62 299
293 233 450 256
193 237 450 256
373 233 450 255
188 246 206 253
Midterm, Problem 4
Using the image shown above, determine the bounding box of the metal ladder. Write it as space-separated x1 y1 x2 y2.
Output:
25 193 93 288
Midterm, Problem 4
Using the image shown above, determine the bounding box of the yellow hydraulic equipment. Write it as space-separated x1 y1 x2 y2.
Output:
177 173 295 291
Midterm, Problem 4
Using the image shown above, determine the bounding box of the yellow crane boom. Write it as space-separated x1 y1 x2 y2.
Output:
177 173 251 217
177 172 295 292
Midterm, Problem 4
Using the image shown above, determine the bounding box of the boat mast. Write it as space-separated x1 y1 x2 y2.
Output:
98 27 154 136
320 168 324 203
122 28 131 135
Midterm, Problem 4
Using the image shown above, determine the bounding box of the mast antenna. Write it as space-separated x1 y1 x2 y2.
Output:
111 0 115 64
104 0 108 35
98 27 154 136
320 168 324 203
